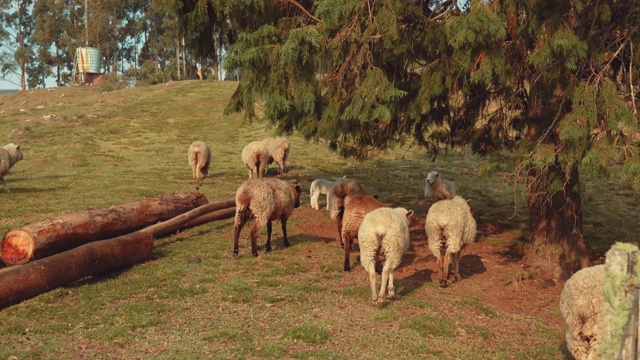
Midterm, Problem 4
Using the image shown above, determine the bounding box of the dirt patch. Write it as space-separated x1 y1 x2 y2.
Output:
293 205 565 331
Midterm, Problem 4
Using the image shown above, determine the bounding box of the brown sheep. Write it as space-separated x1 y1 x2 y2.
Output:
233 178 301 258
328 178 367 248
341 194 385 272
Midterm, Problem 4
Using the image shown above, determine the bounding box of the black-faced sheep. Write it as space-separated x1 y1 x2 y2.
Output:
0 143 23 193
358 207 414 308
261 137 290 175
425 195 477 287
187 141 212 180
233 177 301 258
242 141 270 179
424 171 458 200
559 264 605 360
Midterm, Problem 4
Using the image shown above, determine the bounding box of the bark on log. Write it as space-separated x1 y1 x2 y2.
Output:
1 192 208 266
0 231 153 310
141 198 236 238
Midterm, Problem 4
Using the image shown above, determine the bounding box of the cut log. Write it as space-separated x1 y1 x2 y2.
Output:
1 192 208 266
141 198 236 238
0 231 153 310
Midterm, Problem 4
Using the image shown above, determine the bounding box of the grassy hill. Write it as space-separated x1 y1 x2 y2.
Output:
0 80 637 359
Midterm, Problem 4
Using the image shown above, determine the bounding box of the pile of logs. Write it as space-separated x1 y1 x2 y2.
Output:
0 192 237 309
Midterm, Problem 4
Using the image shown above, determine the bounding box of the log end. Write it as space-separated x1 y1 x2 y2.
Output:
1 229 35 266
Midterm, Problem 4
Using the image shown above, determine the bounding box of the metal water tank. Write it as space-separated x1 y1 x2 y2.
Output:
75 47 102 73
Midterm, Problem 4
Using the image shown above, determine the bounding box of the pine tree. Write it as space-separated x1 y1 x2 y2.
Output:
224 0 640 279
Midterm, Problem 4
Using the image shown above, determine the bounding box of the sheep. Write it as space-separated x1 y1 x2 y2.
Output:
187 141 212 180
309 176 345 210
261 136 290 175
340 194 386 272
358 207 414 308
425 195 477 287
559 264 605 360
241 141 270 179
424 171 458 200
233 177 301 258
0 143 23 193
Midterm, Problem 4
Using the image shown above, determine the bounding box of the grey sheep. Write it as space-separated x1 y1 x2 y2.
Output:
358 207 414 308
233 177 301 258
241 141 269 179
425 195 477 287
0 143 23 193
261 136 290 175
187 141 212 180
424 171 458 200
559 264 605 360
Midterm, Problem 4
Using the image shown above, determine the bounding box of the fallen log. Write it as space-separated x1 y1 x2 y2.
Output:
141 198 235 238
1 192 208 266
0 231 153 310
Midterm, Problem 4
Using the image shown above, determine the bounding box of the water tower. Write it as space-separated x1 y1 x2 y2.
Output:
72 47 103 85
72 0 103 85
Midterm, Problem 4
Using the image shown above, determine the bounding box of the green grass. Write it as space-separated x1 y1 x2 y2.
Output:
0 80 637 359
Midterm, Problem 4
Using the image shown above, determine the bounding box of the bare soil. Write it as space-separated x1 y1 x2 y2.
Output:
293 205 566 333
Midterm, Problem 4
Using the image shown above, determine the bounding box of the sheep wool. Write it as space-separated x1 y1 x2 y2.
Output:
340 194 386 272
424 171 458 200
358 207 414 308
261 137 290 175
233 177 301 258
425 195 477 287
559 264 605 360
241 141 269 179
0 143 23 193
187 141 212 180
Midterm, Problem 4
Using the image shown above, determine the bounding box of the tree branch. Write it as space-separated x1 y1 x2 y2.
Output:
277 0 322 25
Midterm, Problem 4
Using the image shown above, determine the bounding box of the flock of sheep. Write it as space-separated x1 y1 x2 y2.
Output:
188 138 479 308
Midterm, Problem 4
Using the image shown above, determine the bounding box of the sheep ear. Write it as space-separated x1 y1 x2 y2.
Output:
406 210 414 219
423 172 428 176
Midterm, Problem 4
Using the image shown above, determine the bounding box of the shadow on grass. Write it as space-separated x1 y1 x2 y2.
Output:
0 185 65 194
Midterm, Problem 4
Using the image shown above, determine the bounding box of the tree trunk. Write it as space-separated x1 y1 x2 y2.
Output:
0 231 153 310
1 192 208 266
524 163 590 280
142 198 235 238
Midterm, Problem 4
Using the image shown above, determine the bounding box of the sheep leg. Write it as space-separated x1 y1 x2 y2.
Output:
232 216 246 259
343 233 352 272
265 221 273 252
281 217 291 248
310 193 318 210
386 271 396 300
453 251 462 282
368 268 378 304
250 223 260 257
440 251 452 287
377 264 391 308
336 208 345 247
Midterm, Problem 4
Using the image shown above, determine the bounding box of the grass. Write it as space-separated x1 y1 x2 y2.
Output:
0 80 637 359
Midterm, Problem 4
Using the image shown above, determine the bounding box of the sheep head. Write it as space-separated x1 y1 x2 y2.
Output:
424 171 440 185
288 179 301 208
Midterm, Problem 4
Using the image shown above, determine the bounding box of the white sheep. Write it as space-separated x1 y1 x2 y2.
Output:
187 141 212 180
425 195 477 287
233 177 301 258
261 136 290 175
0 143 24 193
358 207 414 308
424 171 458 200
309 176 345 210
559 264 605 360
241 141 270 179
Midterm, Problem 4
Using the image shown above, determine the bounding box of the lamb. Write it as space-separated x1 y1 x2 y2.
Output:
261 136 290 175
309 176 345 210
241 141 270 179
424 171 458 200
559 264 605 360
233 177 301 258
425 195 477 287
187 141 212 180
0 143 23 193
358 207 414 308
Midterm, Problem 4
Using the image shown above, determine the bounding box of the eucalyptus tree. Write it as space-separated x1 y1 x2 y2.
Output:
0 0 34 90
224 0 640 279
32 0 74 86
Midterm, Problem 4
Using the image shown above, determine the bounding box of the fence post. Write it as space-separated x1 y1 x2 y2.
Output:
599 243 640 359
